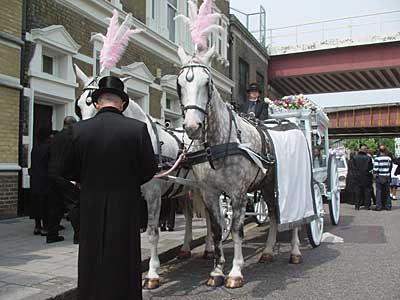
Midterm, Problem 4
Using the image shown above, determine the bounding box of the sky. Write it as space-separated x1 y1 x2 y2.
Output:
229 0 400 108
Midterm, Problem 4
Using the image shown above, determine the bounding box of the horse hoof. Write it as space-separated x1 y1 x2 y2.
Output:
177 250 191 260
142 278 160 290
225 276 244 289
202 251 214 260
259 253 274 263
289 254 302 264
206 275 225 287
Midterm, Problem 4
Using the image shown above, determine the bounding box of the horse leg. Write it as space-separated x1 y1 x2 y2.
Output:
203 210 215 259
225 194 246 289
260 213 277 263
178 193 192 259
289 226 302 264
142 184 161 289
203 190 226 287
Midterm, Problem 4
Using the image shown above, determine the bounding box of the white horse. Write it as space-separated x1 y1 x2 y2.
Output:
74 65 214 289
176 46 304 288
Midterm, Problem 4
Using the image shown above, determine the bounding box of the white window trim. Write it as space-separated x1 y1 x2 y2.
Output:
91 33 103 76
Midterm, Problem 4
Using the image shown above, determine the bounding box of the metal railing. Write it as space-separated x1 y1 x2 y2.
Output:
267 10 400 53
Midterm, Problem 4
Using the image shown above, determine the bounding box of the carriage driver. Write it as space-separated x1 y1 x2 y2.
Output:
239 83 269 120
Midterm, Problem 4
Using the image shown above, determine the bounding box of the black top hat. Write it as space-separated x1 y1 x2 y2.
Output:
247 83 261 93
91 76 130 107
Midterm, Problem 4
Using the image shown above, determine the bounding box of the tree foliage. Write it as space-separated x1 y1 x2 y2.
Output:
344 138 395 155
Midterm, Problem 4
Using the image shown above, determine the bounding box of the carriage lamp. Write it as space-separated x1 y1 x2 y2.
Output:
310 107 319 146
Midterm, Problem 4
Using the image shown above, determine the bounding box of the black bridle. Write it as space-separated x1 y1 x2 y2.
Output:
176 63 215 144
74 78 99 119
177 63 243 169
177 64 214 119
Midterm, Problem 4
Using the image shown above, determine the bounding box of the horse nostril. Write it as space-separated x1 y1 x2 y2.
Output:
182 124 186 129
198 122 203 129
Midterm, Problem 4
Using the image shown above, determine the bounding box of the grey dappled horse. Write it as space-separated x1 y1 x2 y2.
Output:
176 46 303 289
74 65 214 289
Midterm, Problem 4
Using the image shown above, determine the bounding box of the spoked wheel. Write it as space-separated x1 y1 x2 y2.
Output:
307 183 324 248
328 156 341 225
220 195 232 242
254 194 269 225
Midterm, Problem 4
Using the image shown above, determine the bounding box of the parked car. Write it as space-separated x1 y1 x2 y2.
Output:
337 156 348 190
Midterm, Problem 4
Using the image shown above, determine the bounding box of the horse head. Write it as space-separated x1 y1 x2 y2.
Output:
74 64 98 120
177 46 216 140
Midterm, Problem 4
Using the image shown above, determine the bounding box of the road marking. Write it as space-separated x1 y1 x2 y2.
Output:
322 232 344 243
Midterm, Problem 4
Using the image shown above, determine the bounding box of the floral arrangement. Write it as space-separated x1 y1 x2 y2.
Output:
266 94 316 112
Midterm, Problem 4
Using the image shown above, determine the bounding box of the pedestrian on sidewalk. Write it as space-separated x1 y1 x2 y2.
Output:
353 144 373 210
29 127 51 235
62 76 157 300
373 144 392 211
47 116 79 244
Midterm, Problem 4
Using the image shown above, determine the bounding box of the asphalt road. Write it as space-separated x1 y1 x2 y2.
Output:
143 202 400 300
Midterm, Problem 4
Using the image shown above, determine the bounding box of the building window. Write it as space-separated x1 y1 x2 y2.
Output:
239 58 249 104
256 72 265 97
42 55 54 74
166 98 172 109
152 0 156 19
167 0 177 42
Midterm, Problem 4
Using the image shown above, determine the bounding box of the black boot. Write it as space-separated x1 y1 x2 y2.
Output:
46 235 65 243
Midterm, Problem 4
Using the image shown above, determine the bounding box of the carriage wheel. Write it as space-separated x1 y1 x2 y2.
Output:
328 157 341 225
307 183 324 248
220 195 232 242
254 194 269 225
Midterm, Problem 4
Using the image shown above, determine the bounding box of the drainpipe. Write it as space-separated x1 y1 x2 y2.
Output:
17 0 27 215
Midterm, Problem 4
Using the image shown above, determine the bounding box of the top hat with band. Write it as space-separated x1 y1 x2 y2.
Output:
91 76 130 111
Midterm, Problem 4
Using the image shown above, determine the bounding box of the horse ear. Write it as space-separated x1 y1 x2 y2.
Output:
178 46 190 65
74 64 89 84
201 45 215 66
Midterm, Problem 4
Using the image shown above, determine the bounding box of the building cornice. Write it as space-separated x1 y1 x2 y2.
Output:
0 74 23 90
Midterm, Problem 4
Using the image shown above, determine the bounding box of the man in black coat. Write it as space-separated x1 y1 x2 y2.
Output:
353 144 373 210
47 116 80 243
29 127 51 235
238 83 269 120
62 76 157 300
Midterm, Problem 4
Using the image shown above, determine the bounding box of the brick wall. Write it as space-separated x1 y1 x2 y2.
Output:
0 176 19 219
0 0 22 220
0 88 20 164
0 0 22 36
0 44 21 78
230 24 268 106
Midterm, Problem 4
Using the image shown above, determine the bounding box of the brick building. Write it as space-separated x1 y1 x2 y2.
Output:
12 0 234 217
229 14 269 107
0 0 271 220
0 0 23 218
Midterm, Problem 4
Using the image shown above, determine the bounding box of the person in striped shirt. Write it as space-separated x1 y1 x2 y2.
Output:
373 144 393 211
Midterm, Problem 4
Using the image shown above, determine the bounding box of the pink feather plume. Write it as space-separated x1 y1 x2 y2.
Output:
175 0 223 51
96 10 141 74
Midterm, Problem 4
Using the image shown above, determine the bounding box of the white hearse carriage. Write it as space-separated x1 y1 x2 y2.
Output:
221 95 341 247
266 95 341 247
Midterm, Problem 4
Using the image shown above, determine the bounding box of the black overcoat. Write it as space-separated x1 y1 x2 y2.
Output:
30 143 50 195
64 107 157 300
353 151 373 187
239 99 269 120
